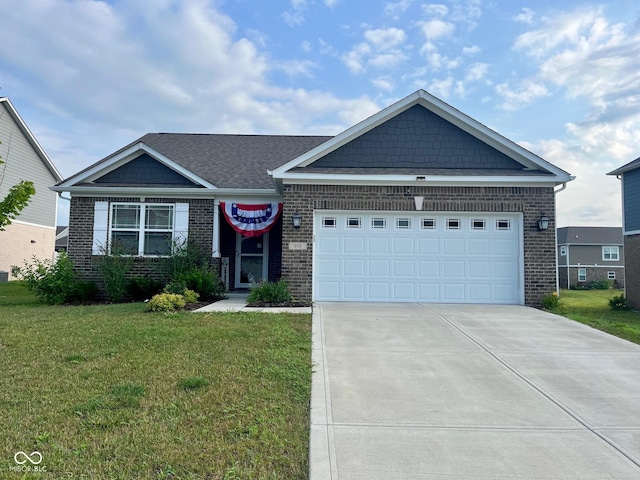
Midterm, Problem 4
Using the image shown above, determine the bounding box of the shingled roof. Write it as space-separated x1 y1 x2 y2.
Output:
59 133 333 190
557 226 623 245
608 155 640 176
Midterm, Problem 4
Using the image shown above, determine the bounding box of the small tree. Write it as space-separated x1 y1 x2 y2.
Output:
0 141 36 230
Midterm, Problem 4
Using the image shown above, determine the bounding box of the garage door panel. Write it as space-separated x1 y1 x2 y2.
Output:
344 259 365 276
314 212 522 304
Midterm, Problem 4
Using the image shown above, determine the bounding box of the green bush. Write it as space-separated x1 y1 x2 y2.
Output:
174 267 225 301
609 294 628 311
247 280 293 305
164 243 210 281
95 246 134 302
68 280 99 303
147 293 187 312
182 289 200 304
127 277 163 301
589 279 612 290
541 292 561 311
17 253 78 304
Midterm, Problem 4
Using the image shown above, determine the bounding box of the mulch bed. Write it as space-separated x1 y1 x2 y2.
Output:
245 301 311 308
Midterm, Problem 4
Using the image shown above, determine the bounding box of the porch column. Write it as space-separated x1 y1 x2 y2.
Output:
212 200 221 258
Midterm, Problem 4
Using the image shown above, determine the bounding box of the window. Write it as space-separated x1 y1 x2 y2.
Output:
346 217 362 228
560 246 567 256
578 268 586 282
446 219 461 230
396 217 411 229
421 218 436 230
471 219 486 230
110 204 174 256
603 246 619 261
322 217 337 228
608 271 616 280
371 217 387 229
496 219 511 231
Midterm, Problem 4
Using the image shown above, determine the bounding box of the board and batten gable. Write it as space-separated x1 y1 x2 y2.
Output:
623 168 640 234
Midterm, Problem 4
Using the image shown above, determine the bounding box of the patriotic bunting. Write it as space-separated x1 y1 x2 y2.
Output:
220 202 282 237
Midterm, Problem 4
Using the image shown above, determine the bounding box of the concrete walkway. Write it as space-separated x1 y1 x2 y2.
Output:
194 292 312 313
310 303 640 479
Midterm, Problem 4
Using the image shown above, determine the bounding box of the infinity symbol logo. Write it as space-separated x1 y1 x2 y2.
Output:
14 451 43 465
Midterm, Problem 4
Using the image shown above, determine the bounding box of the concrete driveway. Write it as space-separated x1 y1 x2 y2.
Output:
310 303 640 479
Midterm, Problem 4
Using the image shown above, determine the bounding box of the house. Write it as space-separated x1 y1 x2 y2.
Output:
52 90 574 306
55 226 69 252
557 226 624 289
0 97 62 280
608 157 640 309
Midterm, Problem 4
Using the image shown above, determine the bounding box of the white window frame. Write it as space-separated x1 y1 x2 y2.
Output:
446 218 461 230
421 218 436 230
395 217 411 229
471 219 486 231
496 219 511 231
608 271 616 280
346 217 363 229
371 217 387 229
109 203 176 257
560 246 567 256
602 246 619 261
578 268 587 282
322 216 337 228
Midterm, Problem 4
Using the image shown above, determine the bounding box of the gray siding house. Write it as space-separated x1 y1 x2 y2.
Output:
609 158 640 309
557 226 624 289
52 90 574 306
0 97 62 279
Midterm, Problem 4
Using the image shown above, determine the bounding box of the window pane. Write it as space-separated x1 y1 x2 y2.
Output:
421 219 436 229
322 217 336 228
371 218 386 229
144 232 172 256
146 205 174 230
472 219 486 230
396 218 411 229
608 271 616 279
447 219 461 230
112 232 139 255
496 220 511 230
347 217 362 228
112 205 140 228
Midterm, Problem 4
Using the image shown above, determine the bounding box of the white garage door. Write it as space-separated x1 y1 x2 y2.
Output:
313 211 523 304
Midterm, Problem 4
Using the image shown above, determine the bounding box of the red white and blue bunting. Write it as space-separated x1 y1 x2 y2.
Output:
220 202 282 237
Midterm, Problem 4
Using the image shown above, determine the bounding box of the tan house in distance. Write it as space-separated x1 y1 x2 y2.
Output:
0 97 62 280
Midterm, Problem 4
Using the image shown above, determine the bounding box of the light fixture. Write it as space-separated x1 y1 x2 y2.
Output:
292 212 302 229
537 213 549 231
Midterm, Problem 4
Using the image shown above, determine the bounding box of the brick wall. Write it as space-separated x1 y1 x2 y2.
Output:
281 184 556 307
0 222 56 280
558 266 625 289
68 197 218 295
625 234 640 310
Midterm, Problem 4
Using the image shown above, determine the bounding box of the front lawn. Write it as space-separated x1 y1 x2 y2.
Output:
558 289 640 344
0 283 312 479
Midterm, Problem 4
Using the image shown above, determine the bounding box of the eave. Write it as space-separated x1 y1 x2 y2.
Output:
49 185 281 199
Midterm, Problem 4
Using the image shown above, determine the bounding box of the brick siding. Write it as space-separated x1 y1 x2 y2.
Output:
625 234 640 310
558 266 625 289
281 184 556 307
68 197 219 296
0 222 56 280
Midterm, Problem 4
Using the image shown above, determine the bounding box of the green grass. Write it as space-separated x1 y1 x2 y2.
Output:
557 289 640 344
0 282 312 479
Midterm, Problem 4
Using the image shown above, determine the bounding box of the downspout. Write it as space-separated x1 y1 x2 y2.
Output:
554 183 567 294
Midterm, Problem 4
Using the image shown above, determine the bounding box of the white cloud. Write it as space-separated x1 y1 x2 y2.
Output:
512 7 535 24
419 19 455 40
341 28 409 74
465 63 488 82
422 4 449 17
495 80 549 111
324 0 339 6
301 40 311 52
372 76 396 91
384 0 414 19
282 0 307 26
462 45 481 55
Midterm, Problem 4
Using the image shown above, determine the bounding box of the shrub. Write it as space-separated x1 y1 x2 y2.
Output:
127 277 163 301
147 293 187 312
609 294 628 311
182 289 200 304
95 246 134 302
589 279 612 290
174 267 225 301
164 243 210 281
17 253 77 304
68 280 99 303
541 292 561 311
247 279 293 305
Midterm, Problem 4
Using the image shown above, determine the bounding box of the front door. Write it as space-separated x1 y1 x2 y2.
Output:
235 232 269 288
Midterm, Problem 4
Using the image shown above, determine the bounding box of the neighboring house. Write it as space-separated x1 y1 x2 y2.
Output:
55 226 69 252
557 226 624 289
52 90 573 306
0 97 62 280
609 157 640 309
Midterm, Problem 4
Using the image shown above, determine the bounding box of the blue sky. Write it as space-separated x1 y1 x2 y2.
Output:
1 0 639 226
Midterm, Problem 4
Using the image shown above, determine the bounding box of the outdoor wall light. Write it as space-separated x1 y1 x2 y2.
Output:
537 213 550 231
292 212 302 229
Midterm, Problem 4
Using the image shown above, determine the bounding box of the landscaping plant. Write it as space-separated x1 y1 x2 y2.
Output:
247 279 293 305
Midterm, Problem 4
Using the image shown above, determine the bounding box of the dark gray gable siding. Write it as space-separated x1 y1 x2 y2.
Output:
94 154 200 186
624 168 640 232
307 105 528 171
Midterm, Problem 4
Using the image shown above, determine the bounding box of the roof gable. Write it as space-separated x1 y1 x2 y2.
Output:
270 90 573 185
93 153 200 187
0 97 62 182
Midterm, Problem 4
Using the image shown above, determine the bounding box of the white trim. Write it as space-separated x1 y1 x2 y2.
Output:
277 174 562 187
235 231 269 288
10 219 56 230
624 229 640 236
92 201 109 255
53 143 217 189
270 90 573 184
565 264 624 269
212 200 221 258
51 186 281 199
0 97 63 182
